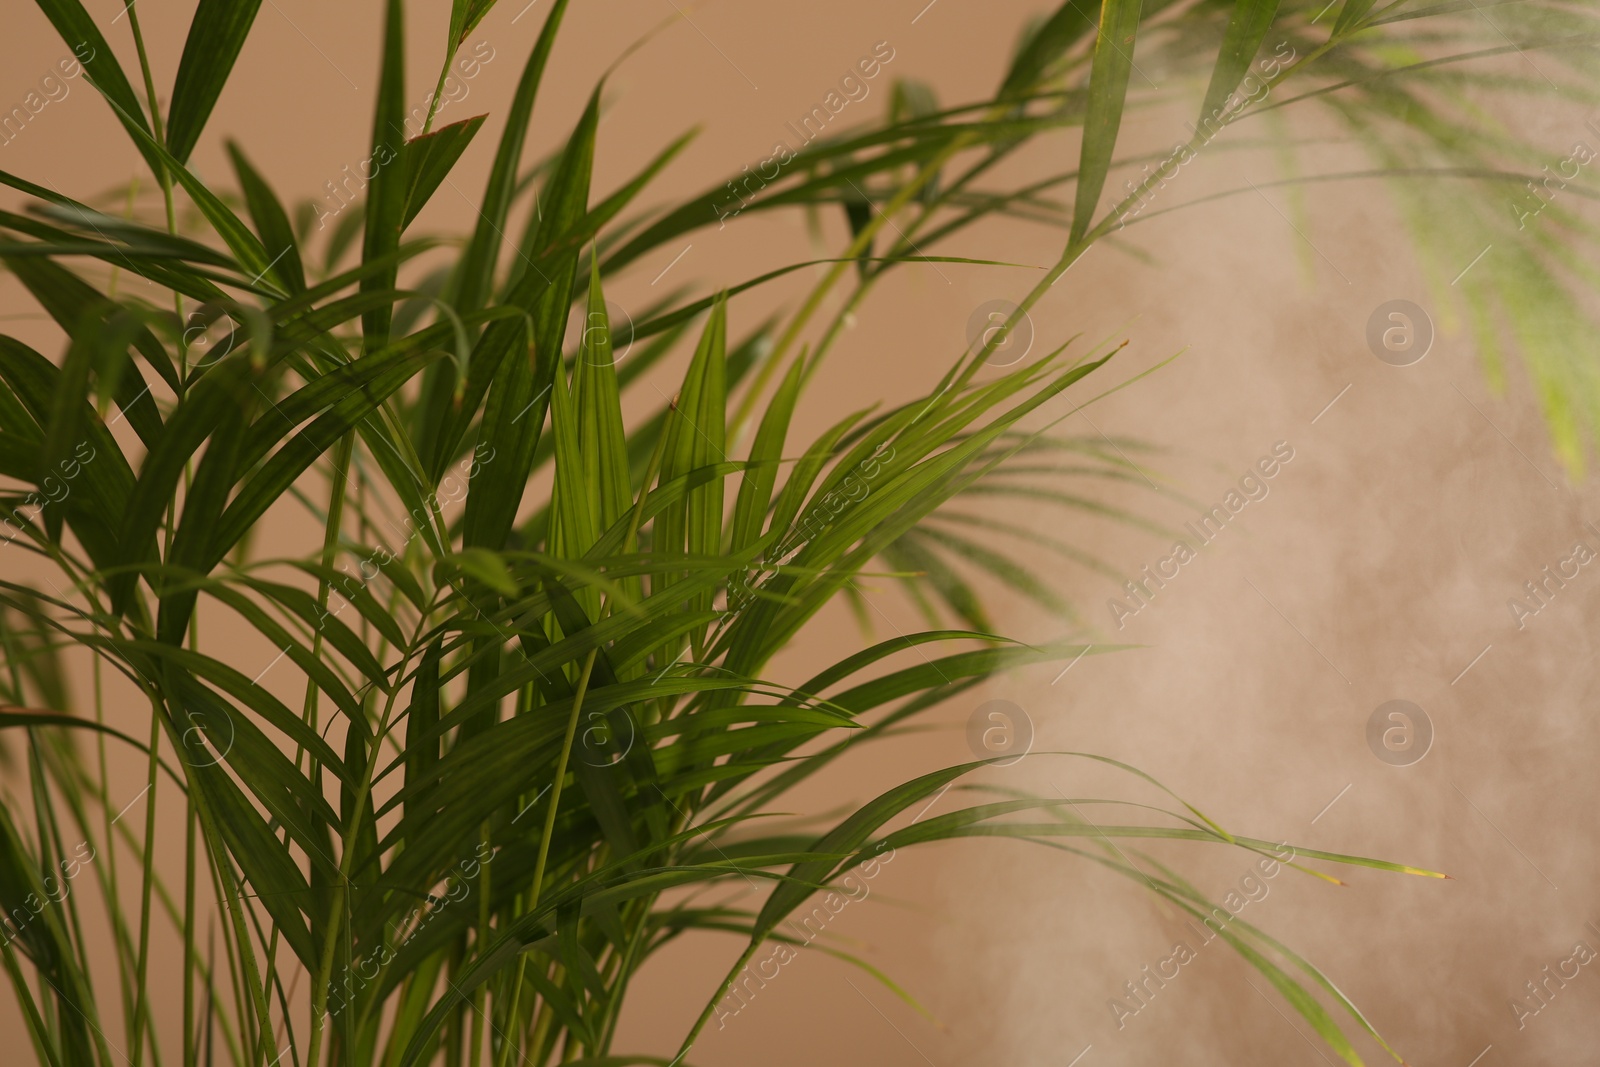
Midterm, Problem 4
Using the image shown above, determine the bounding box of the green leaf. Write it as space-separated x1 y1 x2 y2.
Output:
0 708 163 769
670 300 728 565
575 257 634 539
121 637 350 782
729 357 802 557
226 140 306 292
362 0 410 346
447 0 499 53
459 88 598 548
1071 0 1145 244
0 335 137 569
2 255 170 441
166 0 266 163
452 0 572 317
547 340 598 561
753 764 982 935
40 314 143 540
402 641 443 832
0 804 100 1065
998 0 1096 100
28 0 163 177
108 112 281 291
173 673 340 874
183 734 318 969
211 344 444 568
111 357 248 612
450 547 519 596
1331 0 1379 36
1197 0 1280 128
399 115 488 229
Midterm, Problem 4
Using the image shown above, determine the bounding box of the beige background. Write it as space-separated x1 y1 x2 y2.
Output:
2 0 1597 1064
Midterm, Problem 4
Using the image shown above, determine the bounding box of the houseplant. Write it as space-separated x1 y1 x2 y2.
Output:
0 0 1594 1064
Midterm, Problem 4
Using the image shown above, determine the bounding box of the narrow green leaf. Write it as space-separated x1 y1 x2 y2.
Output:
1198 0 1280 128
452 0 572 317
226 140 307 292
449 547 519 596
160 393 251 641
999 1 1097 100
459 88 598 549
28 0 163 176
362 0 409 347
166 0 266 163
109 356 239 609
0 336 137 568
574 257 633 540
1071 0 1145 244
3 256 169 440
212 346 443 567
402 641 443 831
728 358 803 557
398 115 487 229
184 745 318 969
447 0 499 52
547 339 598 558
40 314 139 539
1331 0 1379 36
109 113 281 290
680 300 729 564
173 674 340 875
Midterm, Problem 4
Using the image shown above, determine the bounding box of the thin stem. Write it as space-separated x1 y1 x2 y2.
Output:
492 957 529 1067
92 655 137 1050
470 821 491 1067
184 800 197 1067
1 939 59 1067
308 614 432 1065
529 649 598 912
129 696 163 1067
298 434 355 780
521 651 599 1066
124 14 175 1061
421 46 458 137
673 939 762 1063
107 176 141 300
122 1 185 353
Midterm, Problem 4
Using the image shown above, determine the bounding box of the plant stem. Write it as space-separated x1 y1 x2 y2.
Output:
516 651 598 1064
470 822 491 1067
299 434 355 780
129 695 163 1067
123 11 179 1056
422 47 457 137
122 1 185 348
184 800 197 1067
308 620 431 1066
492 956 528 1067
92 654 138 1051
530 649 598 913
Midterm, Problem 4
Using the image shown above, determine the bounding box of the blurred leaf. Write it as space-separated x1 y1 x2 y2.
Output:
1198 0 1280 127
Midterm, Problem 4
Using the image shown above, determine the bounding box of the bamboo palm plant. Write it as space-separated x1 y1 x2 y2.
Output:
0 0 1595 1064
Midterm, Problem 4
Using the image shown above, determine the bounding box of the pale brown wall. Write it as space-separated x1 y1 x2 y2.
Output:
2 1 1596 1064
